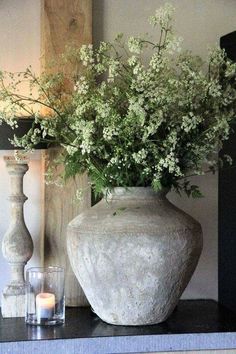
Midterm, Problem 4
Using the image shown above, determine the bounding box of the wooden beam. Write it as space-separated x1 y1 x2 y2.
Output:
41 0 92 71
41 0 92 306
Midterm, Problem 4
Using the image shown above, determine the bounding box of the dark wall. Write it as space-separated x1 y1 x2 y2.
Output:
0 119 46 150
219 31 236 312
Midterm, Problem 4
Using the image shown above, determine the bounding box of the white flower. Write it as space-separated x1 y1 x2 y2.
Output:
149 53 162 71
75 189 84 202
103 126 119 141
98 41 110 53
208 82 222 98
158 152 182 176
128 55 138 67
128 37 143 54
79 44 94 66
108 59 120 80
149 3 175 29
133 63 143 75
74 76 89 95
66 145 77 156
132 149 147 164
225 61 236 78
107 156 119 167
181 112 201 133
165 36 183 54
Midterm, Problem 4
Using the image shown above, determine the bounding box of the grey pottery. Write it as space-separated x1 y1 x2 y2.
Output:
67 187 203 326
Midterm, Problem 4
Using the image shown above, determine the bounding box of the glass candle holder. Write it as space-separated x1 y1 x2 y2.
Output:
25 266 65 326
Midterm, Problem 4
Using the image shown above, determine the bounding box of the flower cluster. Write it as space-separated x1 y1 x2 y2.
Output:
149 3 175 29
1 4 236 197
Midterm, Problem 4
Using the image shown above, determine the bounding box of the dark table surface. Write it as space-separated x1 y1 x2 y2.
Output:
0 299 235 342
1 300 236 353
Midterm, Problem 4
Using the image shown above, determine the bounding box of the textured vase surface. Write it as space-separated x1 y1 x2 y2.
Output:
67 187 203 325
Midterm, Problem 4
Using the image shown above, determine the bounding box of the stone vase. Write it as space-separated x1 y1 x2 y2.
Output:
67 187 203 326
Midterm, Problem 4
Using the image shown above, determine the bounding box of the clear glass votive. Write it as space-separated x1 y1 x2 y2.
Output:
25 266 65 326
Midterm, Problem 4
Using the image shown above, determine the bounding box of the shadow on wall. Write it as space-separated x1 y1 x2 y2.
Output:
93 0 105 46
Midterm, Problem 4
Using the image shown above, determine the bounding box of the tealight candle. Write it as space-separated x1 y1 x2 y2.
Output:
26 267 65 326
36 292 55 320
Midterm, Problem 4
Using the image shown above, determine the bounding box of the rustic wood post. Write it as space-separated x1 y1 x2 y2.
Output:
41 0 92 306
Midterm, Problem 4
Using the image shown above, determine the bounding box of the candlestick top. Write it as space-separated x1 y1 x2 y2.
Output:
4 155 29 165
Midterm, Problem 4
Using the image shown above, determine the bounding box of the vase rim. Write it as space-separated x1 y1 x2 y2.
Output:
105 187 169 200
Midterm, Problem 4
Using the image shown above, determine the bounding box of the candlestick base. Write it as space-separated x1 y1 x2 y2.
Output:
1 293 25 318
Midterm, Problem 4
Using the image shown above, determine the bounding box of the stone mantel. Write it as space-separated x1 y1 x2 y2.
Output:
1 300 236 354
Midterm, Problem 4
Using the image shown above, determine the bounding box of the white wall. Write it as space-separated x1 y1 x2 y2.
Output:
0 0 40 72
93 0 236 300
0 0 41 301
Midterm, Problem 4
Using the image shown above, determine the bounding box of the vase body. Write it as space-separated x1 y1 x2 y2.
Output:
67 187 203 325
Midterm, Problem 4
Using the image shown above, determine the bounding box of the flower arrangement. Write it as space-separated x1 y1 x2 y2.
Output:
1 4 236 197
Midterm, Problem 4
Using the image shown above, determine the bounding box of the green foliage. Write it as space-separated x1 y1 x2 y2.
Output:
1 4 236 197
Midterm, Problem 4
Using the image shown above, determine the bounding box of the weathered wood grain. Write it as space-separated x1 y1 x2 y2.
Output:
41 0 92 306
41 0 92 71
44 148 91 306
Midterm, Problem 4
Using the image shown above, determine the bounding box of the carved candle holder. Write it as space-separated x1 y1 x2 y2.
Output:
1 155 34 318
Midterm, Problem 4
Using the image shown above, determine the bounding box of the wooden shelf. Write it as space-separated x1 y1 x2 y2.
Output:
1 300 236 353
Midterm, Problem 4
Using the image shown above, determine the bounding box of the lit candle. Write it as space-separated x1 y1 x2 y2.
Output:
36 292 55 320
